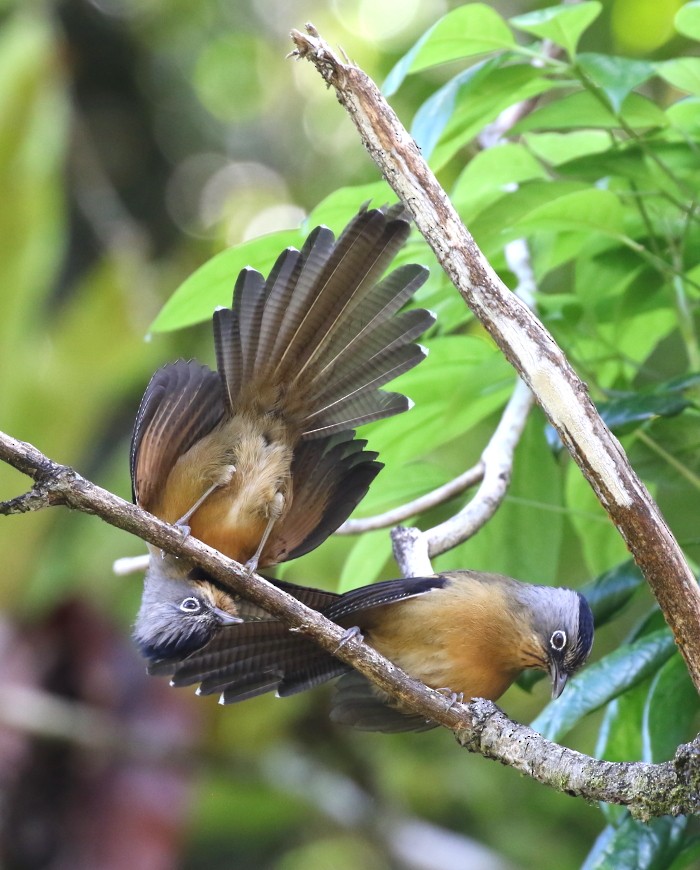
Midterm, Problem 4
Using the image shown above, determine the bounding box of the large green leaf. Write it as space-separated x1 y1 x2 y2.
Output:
451 142 548 222
596 680 649 765
339 529 394 591
306 181 396 230
656 58 700 96
513 90 667 132
582 815 688 870
150 229 303 332
512 188 624 237
435 412 565 586
531 630 676 742
411 58 502 159
511 2 602 58
383 3 514 95
523 130 611 165
577 53 655 112
358 336 515 469
642 654 700 762
580 561 644 627
427 66 555 171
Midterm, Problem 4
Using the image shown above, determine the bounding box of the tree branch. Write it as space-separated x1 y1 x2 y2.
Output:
289 24 700 694
1 429 698 818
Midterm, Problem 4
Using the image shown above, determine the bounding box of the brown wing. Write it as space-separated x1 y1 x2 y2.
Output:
130 359 224 510
261 430 382 566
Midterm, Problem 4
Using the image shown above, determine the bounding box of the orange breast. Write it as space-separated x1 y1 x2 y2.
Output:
365 576 538 702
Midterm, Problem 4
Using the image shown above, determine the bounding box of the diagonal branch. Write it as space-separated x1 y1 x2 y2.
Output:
289 24 700 694
0 429 698 818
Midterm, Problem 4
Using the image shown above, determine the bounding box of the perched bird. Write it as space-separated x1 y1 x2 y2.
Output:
149 570 595 732
131 205 433 658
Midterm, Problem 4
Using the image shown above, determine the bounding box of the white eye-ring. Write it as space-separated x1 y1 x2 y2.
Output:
180 597 201 613
550 630 567 651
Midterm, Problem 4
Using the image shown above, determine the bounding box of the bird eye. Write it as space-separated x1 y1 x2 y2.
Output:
180 597 201 613
550 630 567 651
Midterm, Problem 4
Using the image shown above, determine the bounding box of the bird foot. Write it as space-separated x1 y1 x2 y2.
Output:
243 555 259 576
435 687 464 709
175 521 191 540
334 625 364 653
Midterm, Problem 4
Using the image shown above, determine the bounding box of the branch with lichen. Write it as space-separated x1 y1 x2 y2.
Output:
288 23 700 697
0 430 698 819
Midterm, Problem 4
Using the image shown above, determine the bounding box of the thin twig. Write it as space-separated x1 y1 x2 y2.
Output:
336 464 484 535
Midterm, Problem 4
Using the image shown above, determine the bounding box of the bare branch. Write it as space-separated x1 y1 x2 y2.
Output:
113 554 150 576
289 25 700 694
1 429 698 816
426 379 534 557
337 464 484 535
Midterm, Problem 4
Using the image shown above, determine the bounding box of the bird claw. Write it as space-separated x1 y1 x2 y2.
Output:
175 521 191 539
243 555 259 576
334 625 363 653
435 687 464 709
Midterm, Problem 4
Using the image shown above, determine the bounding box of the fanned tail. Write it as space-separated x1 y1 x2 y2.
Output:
211 205 432 434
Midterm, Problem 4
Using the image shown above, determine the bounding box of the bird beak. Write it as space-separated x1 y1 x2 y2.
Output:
550 662 568 699
213 607 241 626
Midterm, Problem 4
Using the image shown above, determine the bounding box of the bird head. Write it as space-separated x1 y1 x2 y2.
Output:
520 585 594 698
133 553 241 662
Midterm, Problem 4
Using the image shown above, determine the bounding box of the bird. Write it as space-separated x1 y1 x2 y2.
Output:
131 204 433 658
147 570 595 732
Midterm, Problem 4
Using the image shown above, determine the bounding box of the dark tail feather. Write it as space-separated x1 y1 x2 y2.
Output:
267 431 382 564
329 672 437 733
211 206 431 433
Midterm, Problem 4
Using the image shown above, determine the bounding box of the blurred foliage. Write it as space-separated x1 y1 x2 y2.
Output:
1 0 700 868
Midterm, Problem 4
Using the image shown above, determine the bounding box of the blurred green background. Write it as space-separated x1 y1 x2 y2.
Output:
1 0 698 868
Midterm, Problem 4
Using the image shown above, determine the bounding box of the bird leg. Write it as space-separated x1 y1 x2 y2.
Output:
334 625 364 653
244 490 285 574
175 464 237 535
435 687 464 709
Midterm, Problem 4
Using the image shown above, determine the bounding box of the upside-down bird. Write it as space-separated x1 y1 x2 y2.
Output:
131 205 434 658
145 570 595 732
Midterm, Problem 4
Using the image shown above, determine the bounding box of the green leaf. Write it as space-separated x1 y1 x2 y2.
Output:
511 2 602 58
596 680 649 764
451 142 548 221
426 65 554 171
383 4 514 95
667 96 700 135
577 53 655 112
642 654 700 762
531 630 676 742
512 188 624 237
435 412 565 585
668 837 700 870
306 181 396 229
597 392 695 434
563 465 630 577
579 561 644 627
582 815 688 870
150 229 303 332
150 180 401 333
656 58 700 96
339 530 394 591
513 90 667 133
411 58 501 158
675 1 700 40
523 130 611 165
